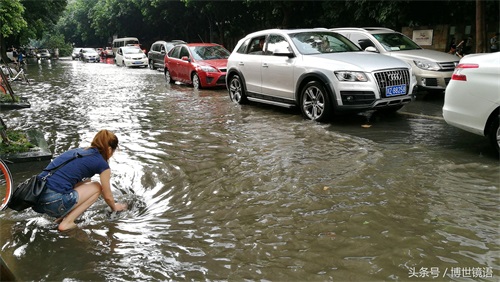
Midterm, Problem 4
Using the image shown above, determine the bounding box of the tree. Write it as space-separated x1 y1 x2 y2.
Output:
0 0 27 62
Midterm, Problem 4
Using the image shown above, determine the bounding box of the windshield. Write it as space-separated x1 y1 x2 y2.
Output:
189 45 230 60
373 33 422 51
82 48 96 53
123 48 143 54
290 31 361 55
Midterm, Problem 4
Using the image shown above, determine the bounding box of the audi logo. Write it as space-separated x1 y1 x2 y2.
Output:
388 73 402 81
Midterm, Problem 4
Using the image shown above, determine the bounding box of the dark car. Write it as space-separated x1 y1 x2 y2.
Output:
164 43 229 89
148 40 186 70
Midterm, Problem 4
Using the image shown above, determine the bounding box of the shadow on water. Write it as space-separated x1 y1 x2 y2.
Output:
0 59 498 281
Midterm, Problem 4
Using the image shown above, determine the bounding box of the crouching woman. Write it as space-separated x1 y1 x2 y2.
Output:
33 129 127 231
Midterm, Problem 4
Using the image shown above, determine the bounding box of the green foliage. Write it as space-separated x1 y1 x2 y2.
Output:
0 129 35 154
0 0 27 37
43 33 73 56
0 93 20 103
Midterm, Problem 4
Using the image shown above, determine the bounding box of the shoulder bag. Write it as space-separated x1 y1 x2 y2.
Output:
8 152 84 211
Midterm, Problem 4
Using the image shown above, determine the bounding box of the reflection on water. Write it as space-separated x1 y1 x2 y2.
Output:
0 59 498 281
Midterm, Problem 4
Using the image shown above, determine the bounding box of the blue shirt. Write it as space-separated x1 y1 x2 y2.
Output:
39 148 110 193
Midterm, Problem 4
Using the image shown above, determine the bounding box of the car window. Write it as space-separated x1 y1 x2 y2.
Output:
372 33 422 51
189 45 230 60
348 33 377 51
266 34 290 55
248 36 266 55
166 43 174 52
236 38 251 54
290 31 361 55
123 48 143 54
169 46 181 58
180 46 190 59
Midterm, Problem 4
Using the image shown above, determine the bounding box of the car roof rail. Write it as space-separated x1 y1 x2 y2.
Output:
330 27 396 32
330 27 366 31
362 27 395 32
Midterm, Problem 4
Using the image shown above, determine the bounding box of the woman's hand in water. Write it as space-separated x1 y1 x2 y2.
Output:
115 203 128 211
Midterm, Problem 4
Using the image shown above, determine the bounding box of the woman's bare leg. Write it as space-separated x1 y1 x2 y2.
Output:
58 182 101 231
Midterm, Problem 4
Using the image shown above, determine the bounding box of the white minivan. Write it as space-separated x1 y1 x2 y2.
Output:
112 37 140 56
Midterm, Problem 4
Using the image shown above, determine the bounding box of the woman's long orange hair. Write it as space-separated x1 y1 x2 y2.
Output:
90 129 119 161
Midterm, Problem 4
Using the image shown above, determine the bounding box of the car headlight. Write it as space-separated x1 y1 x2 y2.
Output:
124 56 132 60
199 65 217 72
334 71 368 82
36 54 41 57
413 60 440 71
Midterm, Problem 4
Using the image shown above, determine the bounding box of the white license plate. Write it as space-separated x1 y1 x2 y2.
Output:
386 85 406 96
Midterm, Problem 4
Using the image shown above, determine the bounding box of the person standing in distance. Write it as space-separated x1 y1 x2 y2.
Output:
490 33 499 52
33 129 128 231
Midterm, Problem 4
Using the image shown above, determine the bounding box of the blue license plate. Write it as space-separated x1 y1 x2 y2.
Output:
133 61 143 65
386 84 406 97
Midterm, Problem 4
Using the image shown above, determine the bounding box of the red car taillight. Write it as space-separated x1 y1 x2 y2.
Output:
451 63 479 81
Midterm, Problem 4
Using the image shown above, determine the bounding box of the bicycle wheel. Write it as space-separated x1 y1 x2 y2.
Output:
0 159 13 211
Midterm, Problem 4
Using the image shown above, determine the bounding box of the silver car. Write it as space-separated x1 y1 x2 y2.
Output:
226 28 417 122
331 27 459 93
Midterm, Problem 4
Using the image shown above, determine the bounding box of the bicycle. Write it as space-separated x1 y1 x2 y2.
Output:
0 158 13 211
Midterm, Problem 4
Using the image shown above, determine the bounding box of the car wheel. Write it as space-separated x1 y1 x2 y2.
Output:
164 69 175 84
488 115 500 154
192 73 201 89
149 60 154 70
300 81 332 122
228 74 247 104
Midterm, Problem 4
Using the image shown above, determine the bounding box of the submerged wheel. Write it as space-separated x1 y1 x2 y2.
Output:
300 81 332 122
488 115 500 154
228 74 247 104
0 159 13 211
192 73 201 89
164 69 174 84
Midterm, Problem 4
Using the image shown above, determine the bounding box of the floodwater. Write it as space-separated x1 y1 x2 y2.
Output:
1 58 498 281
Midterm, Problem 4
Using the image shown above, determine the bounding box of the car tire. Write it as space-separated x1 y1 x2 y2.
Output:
165 69 175 84
228 74 248 104
300 81 332 122
149 60 154 70
488 114 500 154
192 73 201 89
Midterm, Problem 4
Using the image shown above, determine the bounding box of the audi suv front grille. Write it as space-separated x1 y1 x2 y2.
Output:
374 69 411 98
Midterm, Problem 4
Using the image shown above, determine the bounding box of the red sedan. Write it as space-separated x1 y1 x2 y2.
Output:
164 43 229 89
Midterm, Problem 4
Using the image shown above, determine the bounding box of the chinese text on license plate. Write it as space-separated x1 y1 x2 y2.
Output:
386 85 406 97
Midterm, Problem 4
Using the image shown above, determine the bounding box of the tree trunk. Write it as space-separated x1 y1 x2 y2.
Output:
476 0 486 53
0 116 10 145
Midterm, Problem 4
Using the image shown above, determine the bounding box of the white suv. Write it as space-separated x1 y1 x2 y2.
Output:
226 28 417 121
331 27 459 93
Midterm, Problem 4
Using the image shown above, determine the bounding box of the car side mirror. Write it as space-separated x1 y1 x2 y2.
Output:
161 50 166 54
365 46 378 53
273 47 294 58
181 56 191 62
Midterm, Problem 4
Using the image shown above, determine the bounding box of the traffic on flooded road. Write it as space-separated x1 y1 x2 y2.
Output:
0 58 498 281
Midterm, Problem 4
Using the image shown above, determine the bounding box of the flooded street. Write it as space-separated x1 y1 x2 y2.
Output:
1 58 498 281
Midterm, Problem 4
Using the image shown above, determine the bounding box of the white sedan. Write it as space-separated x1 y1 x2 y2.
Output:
114 47 148 67
80 48 100 62
442 52 500 153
